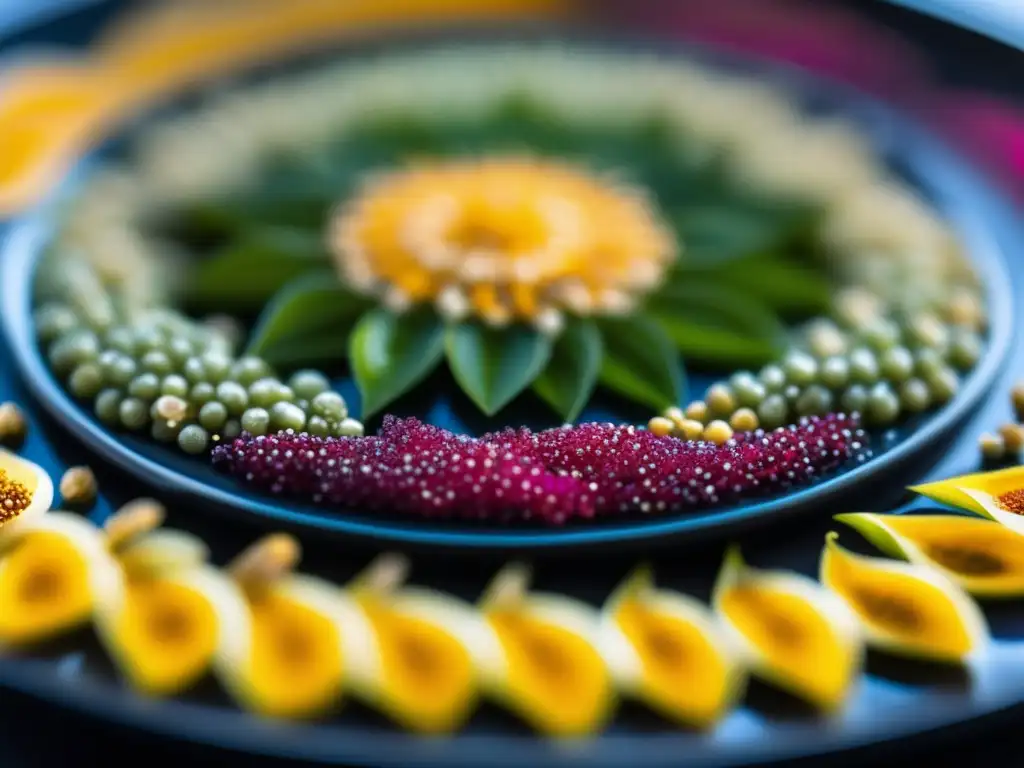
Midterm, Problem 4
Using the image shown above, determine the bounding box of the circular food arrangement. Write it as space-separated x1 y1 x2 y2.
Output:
2 1 1024 765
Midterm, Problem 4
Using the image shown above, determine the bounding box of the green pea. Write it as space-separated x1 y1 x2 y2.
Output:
161 374 190 398
879 347 914 383
848 348 879 384
756 394 789 430
133 327 165 354
758 364 787 393
840 384 868 415
231 356 272 386
819 357 849 390
49 330 100 376
104 326 137 355
310 391 347 421
784 384 802 406
141 350 173 376
241 407 271 436
334 417 364 437
796 385 833 417
99 350 138 387
167 337 195 365
119 397 150 431
906 313 949 350
289 370 331 401
899 379 931 413
183 357 207 384
222 419 242 440
270 401 306 432
248 378 284 408
216 381 249 415
94 389 123 426
927 366 959 405
201 352 232 383
860 318 901 351
782 351 818 387
198 401 228 432
151 419 181 443
729 372 766 408
914 347 945 379
128 372 162 401
948 330 982 371
177 424 210 455
69 363 104 400
190 382 216 406
307 415 330 437
866 383 900 425
35 304 78 344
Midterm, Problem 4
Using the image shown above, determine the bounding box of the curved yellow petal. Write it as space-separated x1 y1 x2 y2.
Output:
478 565 614 737
0 513 111 645
713 547 862 711
960 487 1024 535
601 565 743 728
221 575 349 719
820 533 988 663
836 512 1024 597
909 466 1024 517
0 449 53 542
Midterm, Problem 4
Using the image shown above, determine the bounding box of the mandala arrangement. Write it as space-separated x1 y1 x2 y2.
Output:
24 41 989 523
1 441 1023 732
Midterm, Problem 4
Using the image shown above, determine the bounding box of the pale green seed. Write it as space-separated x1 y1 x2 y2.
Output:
819 357 849 390
133 327 165 354
201 352 232 383
729 372 766 408
35 304 79 344
167 337 195 365
231 357 272 386
307 415 330 437
758 364 787 393
757 394 788 430
69 363 104 399
222 419 242 440
248 378 285 408
190 382 216 406
99 351 137 387
879 347 914 383
848 348 879 384
899 379 931 413
119 397 150 431
860 318 901 352
914 347 945 379
927 366 959 404
310 392 347 421
184 357 207 384
270 401 306 432
161 374 190 398
334 417 364 437
866 383 900 424
948 330 982 371
104 326 137 355
241 407 271 436
840 384 868 415
198 401 228 432
216 382 249 416
796 385 833 417
177 424 209 455
289 370 331 401
128 373 161 400
94 389 123 425
141 350 173 376
49 330 100 375
906 313 949 350
151 419 181 443
783 351 818 387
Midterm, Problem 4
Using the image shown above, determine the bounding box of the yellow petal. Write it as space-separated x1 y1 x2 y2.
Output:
0 513 111 645
601 565 743 728
820 532 987 663
217 575 351 719
836 512 1024 597
959 487 1024 535
909 466 1024 517
478 565 614 736
713 547 862 711
352 587 479 734
0 449 53 542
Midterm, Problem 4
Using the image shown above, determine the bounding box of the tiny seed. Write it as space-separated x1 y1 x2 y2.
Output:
980 433 1006 461
1000 424 1024 453
60 466 97 507
0 402 28 447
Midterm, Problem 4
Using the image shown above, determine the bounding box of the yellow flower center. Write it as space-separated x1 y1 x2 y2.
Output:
0 469 32 524
329 156 676 331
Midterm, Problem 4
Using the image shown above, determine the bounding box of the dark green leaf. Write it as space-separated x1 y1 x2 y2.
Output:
598 316 684 410
245 271 370 367
532 320 603 423
350 309 445 417
186 227 329 311
648 281 788 368
445 323 553 416
709 255 831 316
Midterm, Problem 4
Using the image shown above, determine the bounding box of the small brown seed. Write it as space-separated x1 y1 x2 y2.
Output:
729 408 760 433
1012 383 1024 420
0 402 28 448
60 466 98 507
1000 424 1024 453
979 433 1006 461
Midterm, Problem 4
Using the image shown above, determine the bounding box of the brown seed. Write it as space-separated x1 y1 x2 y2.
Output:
729 408 760 433
0 402 28 448
1000 424 1024 453
59 466 98 507
979 433 1006 462
1012 383 1024 420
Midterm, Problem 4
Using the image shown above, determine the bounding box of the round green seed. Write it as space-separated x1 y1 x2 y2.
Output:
334 417 364 437
231 357 272 386
783 351 818 387
819 357 849 390
222 419 242 440
140 350 173 376
840 384 868 415
784 384 802 405
906 312 949 350
269 401 306 432
289 370 331 401
866 383 900 425
758 364 787 393
241 407 271 436
104 326 137 355
310 392 347 421
948 330 982 371
848 348 879 385
119 397 150 431
35 304 79 344
167 337 195 365
216 381 249 416
879 347 914 383
201 352 232 383
190 382 216 406
899 379 931 413
706 384 736 416
69 363 104 400
49 330 100 375
806 319 847 358
796 385 833 417
151 419 181 443
248 378 284 408
860 318 901 352
128 372 162 401
757 394 789 430
198 401 229 432
307 415 330 437
94 389 123 425
161 374 190 398
177 424 209 455
184 357 207 384
133 327 165 354
729 372 766 408
927 366 959 404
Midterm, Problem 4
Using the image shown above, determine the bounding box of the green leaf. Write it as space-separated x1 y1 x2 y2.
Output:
245 271 370 367
597 316 684 410
532 320 603 423
648 281 788 368
445 323 553 416
187 227 329 311
350 309 445 417
710 255 832 316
